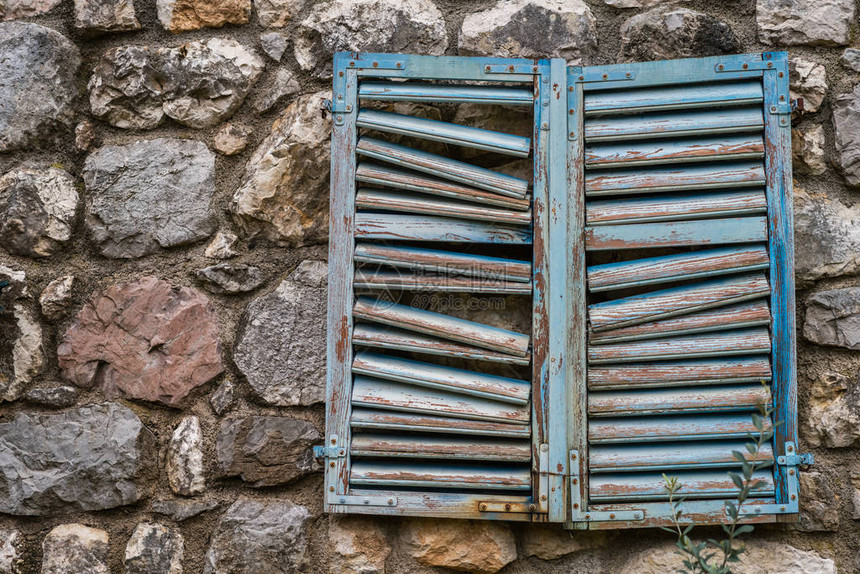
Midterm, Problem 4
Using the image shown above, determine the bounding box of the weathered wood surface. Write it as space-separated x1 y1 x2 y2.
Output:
359 81 534 105
588 383 771 417
354 243 532 282
356 188 532 225
351 376 531 423
356 162 531 210
357 137 529 197
585 134 764 168
588 273 770 331
350 433 532 461
590 441 774 473
589 413 773 443
585 108 764 142
353 351 531 404
357 109 531 157
354 269 532 294
587 328 772 363
585 161 766 196
350 461 532 490
354 296 530 356
355 213 533 243
589 469 775 502
585 190 767 226
587 245 770 291
588 357 772 390
589 300 771 344
584 80 763 115
350 407 531 437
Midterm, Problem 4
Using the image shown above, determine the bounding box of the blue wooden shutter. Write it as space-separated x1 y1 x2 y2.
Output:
325 53 566 521
324 51 804 527
567 53 800 528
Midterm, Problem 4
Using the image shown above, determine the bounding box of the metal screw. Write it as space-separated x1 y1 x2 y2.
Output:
329 486 335 492
602 73 608 80
337 94 343 100
788 445 794 452
572 478 578 484
609 513 616 519
540 495 547 501
767 62 773 68
480 503 487 511
505 504 512 512
336 116 343 122
573 503 579 509
372 61 378 68
540 444 548 452
770 106 777 112
533 66 538 72
569 109 574 115
571 453 577 460
585 514 591 520
485 65 491 72
634 513 641 519
718 64 724 70
388 498 395 505
363 497 370 505
625 72 631 78
569 131 575 138
338 71 344 77
755 506 761 513
508 65 515 72
779 71 784 77
780 505 786 512
529 504 536 512
349 61 355 67
329 462 335 468
789 469 795 476
396 62 402 68
331 438 337 445
779 95 785 101
579 75 584 81
568 86 573 92
791 494 797 500
743 63 749 70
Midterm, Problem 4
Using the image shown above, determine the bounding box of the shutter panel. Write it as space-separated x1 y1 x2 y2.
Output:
568 53 798 528
325 53 560 520
325 51 802 528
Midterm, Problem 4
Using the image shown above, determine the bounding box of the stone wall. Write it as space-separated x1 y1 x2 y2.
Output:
0 0 857 572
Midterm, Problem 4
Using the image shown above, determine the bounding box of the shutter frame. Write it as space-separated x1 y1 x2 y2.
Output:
324 51 802 528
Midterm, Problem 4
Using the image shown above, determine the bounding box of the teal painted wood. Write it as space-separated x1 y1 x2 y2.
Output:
360 81 534 105
584 80 763 114
762 51 797 516
584 108 764 142
585 133 765 168
585 189 767 226
355 213 533 243
325 54 358 510
357 137 529 197
584 161 766 196
567 64 589 525
590 440 774 473
585 216 768 251
350 407 532 438
357 109 532 157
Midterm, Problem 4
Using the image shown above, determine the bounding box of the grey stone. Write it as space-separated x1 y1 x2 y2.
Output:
204 231 239 258
521 527 613 560
1 303 44 403
618 7 741 63
842 48 860 72
88 45 165 130
851 471 860 519
159 38 264 128
619 541 835 573
792 125 826 175
74 0 140 34
24 384 78 408
234 261 326 406
39 275 74 319
804 287 860 349
252 67 301 113
204 497 311 573
124 523 183 574
757 0 854 46
213 124 251 156
0 529 21 574
794 189 860 282
209 379 235 415
0 264 26 300
256 0 305 27
260 31 288 61
798 471 839 531
459 0 597 65
834 84 860 186
88 39 263 130
42 524 109 574
1 0 62 19
230 91 331 246
294 0 447 75
216 416 320 486
0 402 155 515
803 372 860 448
0 23 80 151
196 263 265 294
167 416 205 496
603 0 688 6
0 166 79 259
83 139 217 259
402 519 517 573
790 58 827 114
151 498 220 521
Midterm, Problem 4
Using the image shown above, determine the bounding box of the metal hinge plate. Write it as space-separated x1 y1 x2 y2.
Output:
730 441 806 517
329 495 398 507
313 445 346 459
483 62 542 75
573 70 635 83
715 60 778 73
568 450 645 523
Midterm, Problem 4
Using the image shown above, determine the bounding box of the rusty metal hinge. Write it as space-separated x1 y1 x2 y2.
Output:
568 450 644 523
729 441 809 517
572 69 635 83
